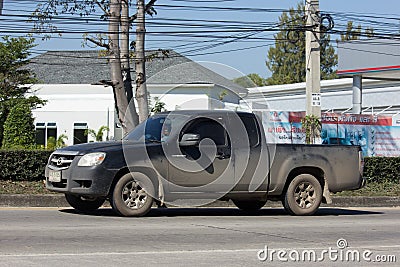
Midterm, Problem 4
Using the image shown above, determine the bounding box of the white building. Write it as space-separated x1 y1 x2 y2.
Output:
244 39 400 124
28 50 247 146
244 78 400 121
27 41 400 149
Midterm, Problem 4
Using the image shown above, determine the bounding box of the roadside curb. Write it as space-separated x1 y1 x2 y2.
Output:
1 194 400 208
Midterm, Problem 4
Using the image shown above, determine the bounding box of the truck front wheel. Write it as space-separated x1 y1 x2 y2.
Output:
111 173 154 217
65 194 105 212
283 174 322 216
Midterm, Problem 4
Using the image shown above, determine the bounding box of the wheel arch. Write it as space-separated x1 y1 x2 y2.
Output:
108 166 161 201
282 167 325 200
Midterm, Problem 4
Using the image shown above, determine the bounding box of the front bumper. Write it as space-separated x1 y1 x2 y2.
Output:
45 158 117 197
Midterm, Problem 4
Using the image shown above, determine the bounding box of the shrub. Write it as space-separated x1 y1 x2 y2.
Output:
0 150 53 181
0 150 398 186
46 136 56 150
2 102 35 149
363 157 400 184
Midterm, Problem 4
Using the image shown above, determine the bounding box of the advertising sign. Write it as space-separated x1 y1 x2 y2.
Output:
261 111 400 157
261 111 305 144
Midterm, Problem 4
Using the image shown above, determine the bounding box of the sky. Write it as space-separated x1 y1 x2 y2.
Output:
1 0 400 79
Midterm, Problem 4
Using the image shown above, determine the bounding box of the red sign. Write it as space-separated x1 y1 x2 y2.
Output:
288 112 392 126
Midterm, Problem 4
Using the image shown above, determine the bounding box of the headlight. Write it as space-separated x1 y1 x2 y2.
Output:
78 152 106 166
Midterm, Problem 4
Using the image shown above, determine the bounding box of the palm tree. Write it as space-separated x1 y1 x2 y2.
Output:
85 126 110 142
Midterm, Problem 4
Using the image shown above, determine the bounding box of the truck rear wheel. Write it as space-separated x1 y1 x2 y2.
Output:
65 194 105 212
283 174 322 216
111 173 154 217
232 200 266 211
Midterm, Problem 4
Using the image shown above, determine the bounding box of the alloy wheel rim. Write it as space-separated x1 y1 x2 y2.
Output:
122 181 148 209
294 182 316 209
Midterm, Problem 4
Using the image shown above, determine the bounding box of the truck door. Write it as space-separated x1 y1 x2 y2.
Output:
231 113 268 192
167 115 234 193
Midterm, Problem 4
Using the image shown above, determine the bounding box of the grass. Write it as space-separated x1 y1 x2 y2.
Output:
0 180 56 194
0 180 399 196
333 181 400 197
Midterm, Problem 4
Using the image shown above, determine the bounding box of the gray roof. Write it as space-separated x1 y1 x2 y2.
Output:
28 50 246 94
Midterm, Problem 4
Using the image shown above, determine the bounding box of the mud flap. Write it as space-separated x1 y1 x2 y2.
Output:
157 175 165 207
323 176 332 204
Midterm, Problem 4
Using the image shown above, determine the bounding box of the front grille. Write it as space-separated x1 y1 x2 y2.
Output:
49 154 75 169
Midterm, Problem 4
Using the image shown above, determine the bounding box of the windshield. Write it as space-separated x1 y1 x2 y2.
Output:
123 114 189 143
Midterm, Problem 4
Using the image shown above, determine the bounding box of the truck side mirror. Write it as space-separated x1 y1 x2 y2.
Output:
180 133 200 146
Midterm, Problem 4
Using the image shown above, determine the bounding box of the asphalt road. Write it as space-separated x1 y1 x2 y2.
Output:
0 207 399 267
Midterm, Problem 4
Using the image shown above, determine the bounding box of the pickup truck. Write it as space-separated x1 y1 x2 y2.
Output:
45 110 365 216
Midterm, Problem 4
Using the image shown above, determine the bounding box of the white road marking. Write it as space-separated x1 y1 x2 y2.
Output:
0 249 256 257
1 245 400 258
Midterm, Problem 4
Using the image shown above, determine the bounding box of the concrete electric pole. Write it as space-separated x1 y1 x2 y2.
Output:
305 0 321 117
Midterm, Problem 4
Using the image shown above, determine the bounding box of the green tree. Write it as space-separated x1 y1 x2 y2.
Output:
46 136 57 150
56 134 68 148
266 2 338 85
301 114 322 144
233 73 266 88
47 134 68 150
0 36 42 145
2 102 36 149
85 126 110 142
151 101 166 114
32 0 159 134
340 21 374 41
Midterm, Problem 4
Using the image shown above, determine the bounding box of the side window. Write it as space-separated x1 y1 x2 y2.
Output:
239 115 260 147
182 118 227 146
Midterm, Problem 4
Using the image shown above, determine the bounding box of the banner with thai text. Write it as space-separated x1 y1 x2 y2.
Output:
260 111 400 157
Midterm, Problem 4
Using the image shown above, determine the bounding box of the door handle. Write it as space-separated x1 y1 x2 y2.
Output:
172 154 187 158
216 153 230 160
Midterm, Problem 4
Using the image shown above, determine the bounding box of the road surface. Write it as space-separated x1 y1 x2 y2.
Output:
0 207 399 266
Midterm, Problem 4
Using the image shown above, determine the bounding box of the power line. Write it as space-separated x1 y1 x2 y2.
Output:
3 1 400 70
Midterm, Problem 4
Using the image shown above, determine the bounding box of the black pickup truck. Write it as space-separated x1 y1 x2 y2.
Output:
45 110 365 216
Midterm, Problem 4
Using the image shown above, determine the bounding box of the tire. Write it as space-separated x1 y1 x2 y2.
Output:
232 200 266 211
283 174 322 216
65 194 105 212
111 173 154 217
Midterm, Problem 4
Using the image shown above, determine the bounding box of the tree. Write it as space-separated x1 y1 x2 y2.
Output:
32 0 159 135
2 102 36 149
233 74 266 88
0 36 43 145
301 114 321 144
150 97 166 114
47 134 68 149
266 2 338 85
85 126 110 141
340 21 374 41
56 134 68 148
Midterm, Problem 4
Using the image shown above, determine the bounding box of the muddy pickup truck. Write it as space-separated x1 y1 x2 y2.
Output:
45 110 365 216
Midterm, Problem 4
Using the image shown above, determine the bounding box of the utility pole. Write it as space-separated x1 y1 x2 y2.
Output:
305 0 321 117
0 0 4 15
